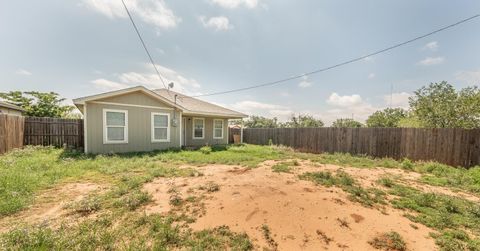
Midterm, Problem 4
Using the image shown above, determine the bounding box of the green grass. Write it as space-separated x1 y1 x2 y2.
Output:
271 160 299 173
368 231 407 251
0 213 253 251
299 171 386 207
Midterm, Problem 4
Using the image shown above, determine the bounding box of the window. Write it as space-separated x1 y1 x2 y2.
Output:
152 112 170 142
213 119 224 139
193 118 204 139
103 109 128 144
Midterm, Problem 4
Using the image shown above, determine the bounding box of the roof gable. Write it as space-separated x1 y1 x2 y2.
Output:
73 86 182 110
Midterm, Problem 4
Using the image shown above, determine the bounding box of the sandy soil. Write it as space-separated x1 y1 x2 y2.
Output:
142 161 455 250
0 182 104 233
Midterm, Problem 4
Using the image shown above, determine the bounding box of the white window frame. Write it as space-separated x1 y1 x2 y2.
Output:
151 112 170 143
192 117 205 139
213 119 224 139
103 109 128 144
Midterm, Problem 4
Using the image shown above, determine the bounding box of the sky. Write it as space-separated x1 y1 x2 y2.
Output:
1 0 480 124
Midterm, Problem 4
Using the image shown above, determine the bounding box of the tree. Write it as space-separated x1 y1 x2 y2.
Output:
409 82 480 128
0 91 75 118
282 114 324 128
331 118 363 128
243 115 279 128
366 108 407 127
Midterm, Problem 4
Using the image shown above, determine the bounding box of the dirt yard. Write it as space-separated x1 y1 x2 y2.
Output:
142 160 453 250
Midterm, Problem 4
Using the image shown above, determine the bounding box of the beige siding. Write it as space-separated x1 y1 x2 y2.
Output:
0 107 22 116
183 116 228 146
85 92 181 154
98 91 172 108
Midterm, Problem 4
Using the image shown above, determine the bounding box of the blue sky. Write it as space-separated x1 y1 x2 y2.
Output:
1 0 480 124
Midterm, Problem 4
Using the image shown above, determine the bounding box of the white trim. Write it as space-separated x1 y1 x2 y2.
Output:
151 112 170 143
183 111 247 118
84 103 88 153
103 109 128 144
91 101 174 110
179 112 183 147
192 117 205 139
213 119 224 139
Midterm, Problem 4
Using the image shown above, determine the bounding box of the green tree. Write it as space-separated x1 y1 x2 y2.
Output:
366 108 407 127
243 115 279 128
331 118 363 128
409 82 480 128
0 91 75 118
282 114 324 128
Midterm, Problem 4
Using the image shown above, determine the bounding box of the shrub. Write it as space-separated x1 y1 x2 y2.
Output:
369 231 406 251
199 146 212 155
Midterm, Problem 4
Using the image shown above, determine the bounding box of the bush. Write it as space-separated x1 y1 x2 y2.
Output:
199 146 212 155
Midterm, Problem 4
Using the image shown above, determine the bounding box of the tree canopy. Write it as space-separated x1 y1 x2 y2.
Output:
409 81 480 128
282 114 324 128
0 91 75 118
366 108 407 128
242 115 279 128
331 118 363 128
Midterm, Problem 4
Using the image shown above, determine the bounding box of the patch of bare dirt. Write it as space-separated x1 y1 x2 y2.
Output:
0 182 104 233
144 163 438 250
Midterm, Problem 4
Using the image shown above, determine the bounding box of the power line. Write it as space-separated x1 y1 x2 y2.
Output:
120 0 170 95
192 14 480 98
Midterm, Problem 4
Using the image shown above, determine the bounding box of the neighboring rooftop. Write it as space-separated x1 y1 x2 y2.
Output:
0 101 25 111
154 89 247 118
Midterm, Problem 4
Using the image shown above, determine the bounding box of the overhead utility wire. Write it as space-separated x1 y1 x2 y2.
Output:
191 14 480 98
120 0 170 96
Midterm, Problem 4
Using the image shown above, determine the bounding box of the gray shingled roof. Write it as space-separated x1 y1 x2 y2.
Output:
0 101 25 111
154 89 247 118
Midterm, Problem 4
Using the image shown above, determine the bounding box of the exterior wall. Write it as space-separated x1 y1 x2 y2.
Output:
85 92 181 154
0 107 22 116
183 116 228 146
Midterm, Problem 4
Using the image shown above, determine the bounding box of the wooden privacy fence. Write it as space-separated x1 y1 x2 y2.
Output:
24 117 84 149
243 127 480 168
0 114 25 154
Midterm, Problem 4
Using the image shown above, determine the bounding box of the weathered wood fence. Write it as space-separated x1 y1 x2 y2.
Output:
24 117 84 149
243 128 480 168
0 114 25 154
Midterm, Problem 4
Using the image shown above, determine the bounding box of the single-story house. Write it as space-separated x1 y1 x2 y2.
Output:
0 101 24 116
73 86 247 154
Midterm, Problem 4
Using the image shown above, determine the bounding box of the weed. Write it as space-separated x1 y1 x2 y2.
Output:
316 230 333 245
169 193 183 207
67 196 101 215
377 177 396 188
368 231 406 251
401 159 414 170
336 218 350 229
199 146 212 155
271 163 292 173
261 224 278 250
199 181 220 193
122 190 152 210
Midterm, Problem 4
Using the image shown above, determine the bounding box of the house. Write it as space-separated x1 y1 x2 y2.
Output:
73 86 247 154
0 101 24 116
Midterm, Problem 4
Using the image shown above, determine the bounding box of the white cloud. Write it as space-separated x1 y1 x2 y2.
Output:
82 0 180 29
326 93 363 107
90 64 201 94
423 41 438 51
455 69 480 84
15 68 32 76
91 78 129 91
368 73 375 79
229 100 293 121
417 56 445 66
211 0 259 9
363 56 374 62
298 75 312 88
199 16 233 31
383 92 411 109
